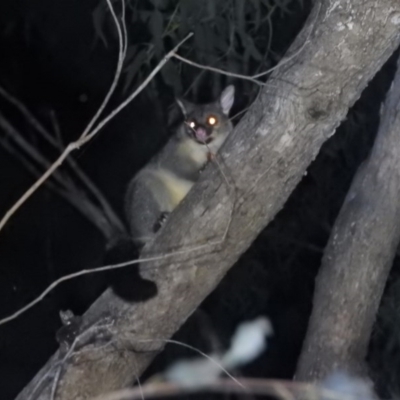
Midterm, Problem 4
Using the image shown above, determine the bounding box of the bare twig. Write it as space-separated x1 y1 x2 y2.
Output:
32 320 115 400
0 113 119 240
0 132 61 195
137 338 244 389
252 3 318 79
172 2 319 86
81 32 193 143
49 367 62 400
80 0 125 140
0 230 229 326
0 112 75 190
120 0 128 60
172 54 265 86
49 110 63 145
0 17 192 233
0 0 125 234
0 87 126 236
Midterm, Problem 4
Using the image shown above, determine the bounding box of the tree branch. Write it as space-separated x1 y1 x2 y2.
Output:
15 1 400 399
0 85 127 239
295 52 400 380
0 31 193 234
0 113 119 242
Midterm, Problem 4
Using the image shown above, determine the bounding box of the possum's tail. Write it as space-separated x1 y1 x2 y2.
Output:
104 236 157 302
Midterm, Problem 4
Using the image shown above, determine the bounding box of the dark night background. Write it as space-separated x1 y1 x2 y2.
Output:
0 1 400 399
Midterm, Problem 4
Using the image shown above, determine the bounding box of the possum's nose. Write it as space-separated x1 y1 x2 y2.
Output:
195 127 209 142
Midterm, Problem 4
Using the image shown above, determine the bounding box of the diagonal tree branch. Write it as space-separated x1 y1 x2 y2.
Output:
15 1 400 399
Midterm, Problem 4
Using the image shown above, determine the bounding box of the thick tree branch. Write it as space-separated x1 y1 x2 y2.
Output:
16 1 400 399
295 54 400 380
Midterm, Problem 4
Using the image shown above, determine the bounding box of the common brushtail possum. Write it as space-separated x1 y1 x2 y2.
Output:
125 85 235 247
107 85 235 302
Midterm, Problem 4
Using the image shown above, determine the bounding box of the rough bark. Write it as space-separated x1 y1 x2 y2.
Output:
296 54 400 381
16 1 400 399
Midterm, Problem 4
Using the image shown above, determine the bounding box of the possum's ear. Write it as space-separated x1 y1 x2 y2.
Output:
176 98 195 118
167 99 186 126
219 85 235 115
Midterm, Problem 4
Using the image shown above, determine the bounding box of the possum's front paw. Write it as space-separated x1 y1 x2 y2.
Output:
153 212 170 233
207 152 216 162
199 153 215 174
199 161 209 174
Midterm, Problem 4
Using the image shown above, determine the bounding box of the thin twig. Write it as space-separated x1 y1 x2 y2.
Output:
121 0 128 60
0 23 192 233
132 359 145 400
0 86 58 146
79 0 125 140
251 2 319 79
172 2 320 88
34 320 115 400
0 113 118 239
0 230 226 326
0 113 77 191
49 110 63 145
137 338 244 389
172 54 265 86
0 0 125 233
82 32 194 143
0 87 126 235
50 367 62 400
0 133 65 199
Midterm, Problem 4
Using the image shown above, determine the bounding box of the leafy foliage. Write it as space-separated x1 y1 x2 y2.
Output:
92 0 302 102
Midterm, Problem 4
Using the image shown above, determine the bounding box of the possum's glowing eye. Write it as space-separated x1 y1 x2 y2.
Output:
189 121 196 129
207 116 217 126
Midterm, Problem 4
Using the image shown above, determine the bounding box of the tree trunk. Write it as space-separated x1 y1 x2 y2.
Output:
16 1 400 399
296 53 400 381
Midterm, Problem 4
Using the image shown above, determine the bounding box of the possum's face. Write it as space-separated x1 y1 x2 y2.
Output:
185 104 231 144
177 86 235 145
